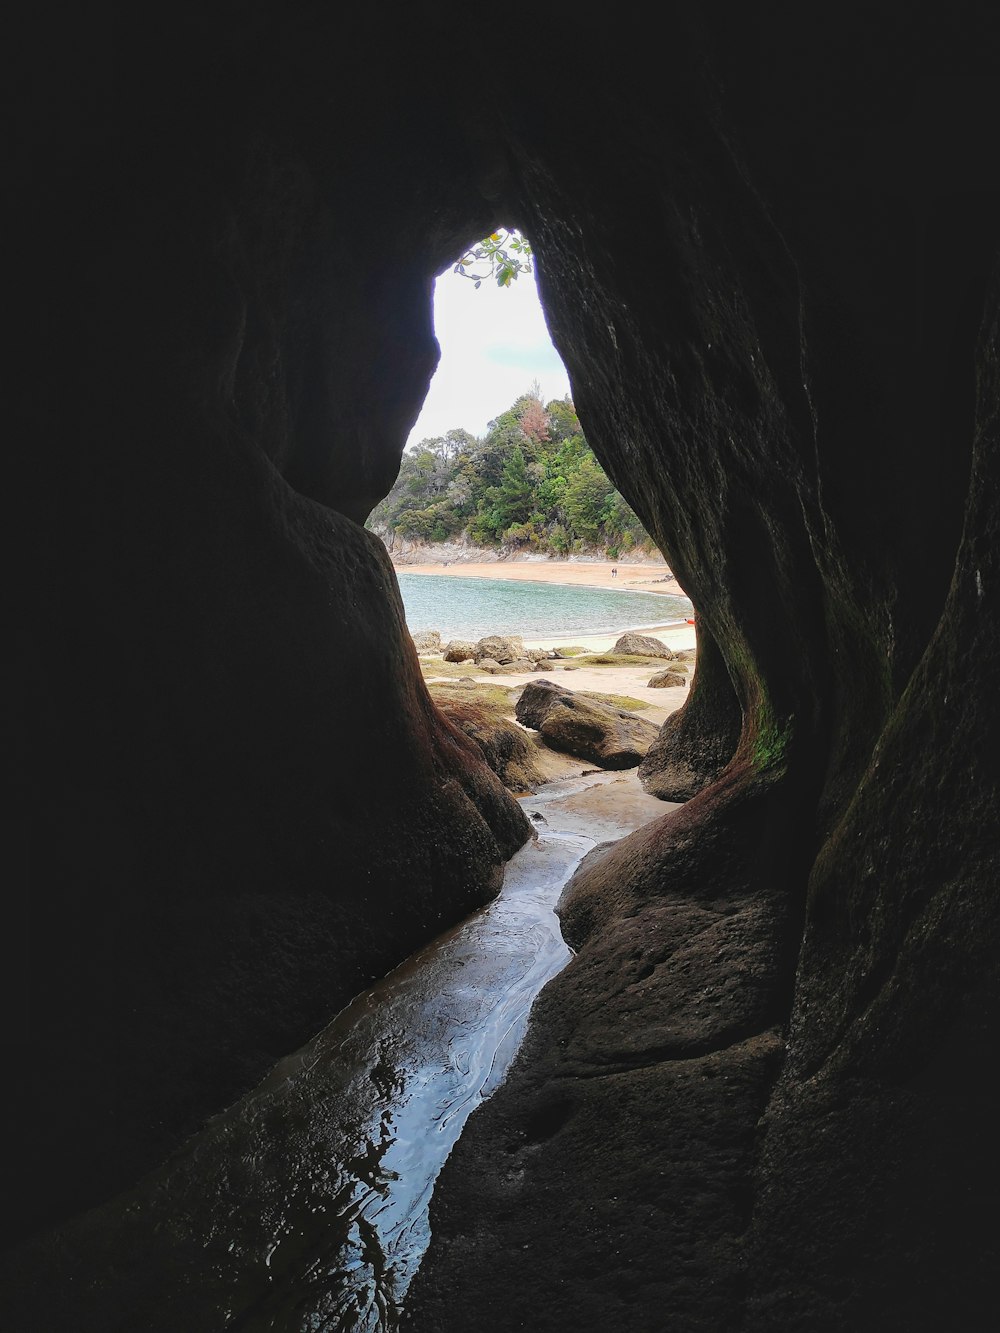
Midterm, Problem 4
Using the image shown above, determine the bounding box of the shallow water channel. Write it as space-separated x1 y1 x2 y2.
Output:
6 772 667 1332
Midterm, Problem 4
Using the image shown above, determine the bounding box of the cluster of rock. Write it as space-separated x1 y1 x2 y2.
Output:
610 632 693 688
411 631 559 674
411 629 695 689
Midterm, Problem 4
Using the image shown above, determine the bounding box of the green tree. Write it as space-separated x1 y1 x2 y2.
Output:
496 445 533 530
563 453 613 543
365 388 656 557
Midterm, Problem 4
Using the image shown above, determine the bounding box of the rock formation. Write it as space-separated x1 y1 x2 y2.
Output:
648 669 688 687
613 631 678 658
515 680 660 769
9 2 1000 1328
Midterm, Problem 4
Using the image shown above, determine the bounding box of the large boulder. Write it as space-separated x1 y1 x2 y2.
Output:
612 632 676 658
474 634 525 665
411 629 442 653
514 680 659 769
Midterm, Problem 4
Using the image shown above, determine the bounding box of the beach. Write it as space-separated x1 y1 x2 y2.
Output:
397 555 697 732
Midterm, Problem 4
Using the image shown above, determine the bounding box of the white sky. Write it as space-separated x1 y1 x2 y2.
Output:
405 259 572 449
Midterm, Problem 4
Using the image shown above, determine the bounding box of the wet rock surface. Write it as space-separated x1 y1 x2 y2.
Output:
408 779 792 1332
0 773 662 1333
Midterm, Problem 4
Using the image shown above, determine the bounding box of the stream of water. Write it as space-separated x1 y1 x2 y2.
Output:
4 773 668 1332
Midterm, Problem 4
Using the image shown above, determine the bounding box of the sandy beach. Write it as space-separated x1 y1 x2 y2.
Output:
398 555 697 728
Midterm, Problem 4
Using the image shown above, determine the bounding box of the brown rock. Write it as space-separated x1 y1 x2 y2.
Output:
474 634 525 665
443 639 476 662
648 669 687 687
411 629 442 652
434 698 547 792
515 680 659 769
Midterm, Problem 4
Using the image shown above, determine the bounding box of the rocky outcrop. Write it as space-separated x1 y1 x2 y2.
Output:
639 626 743 801
612 631 676 658
432 687 547 792
515 680 659 769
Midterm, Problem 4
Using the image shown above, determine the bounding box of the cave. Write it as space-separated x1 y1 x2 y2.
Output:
8 3 1000 1329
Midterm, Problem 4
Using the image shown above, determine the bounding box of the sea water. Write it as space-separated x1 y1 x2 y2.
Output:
396 573 692 641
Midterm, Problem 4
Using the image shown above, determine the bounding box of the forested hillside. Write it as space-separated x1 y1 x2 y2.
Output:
367 390 655 558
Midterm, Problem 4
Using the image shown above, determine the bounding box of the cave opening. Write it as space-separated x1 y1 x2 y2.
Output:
10 5 1000 1328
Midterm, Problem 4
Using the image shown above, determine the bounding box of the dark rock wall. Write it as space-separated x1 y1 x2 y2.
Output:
408 5 1000 1330
9 5 528 1246
10 1 1000 1325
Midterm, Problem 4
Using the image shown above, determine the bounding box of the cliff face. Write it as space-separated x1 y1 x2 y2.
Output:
11 2 1000 1325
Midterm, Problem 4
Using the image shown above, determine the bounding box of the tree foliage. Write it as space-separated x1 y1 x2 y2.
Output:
453 228 532 288
368 392 654 559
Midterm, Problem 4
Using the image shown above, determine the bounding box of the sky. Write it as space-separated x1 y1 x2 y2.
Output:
404 259 572 449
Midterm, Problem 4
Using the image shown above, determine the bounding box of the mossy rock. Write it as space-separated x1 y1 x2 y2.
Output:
574 653 669 668
430 682 546 791
578 691 651 711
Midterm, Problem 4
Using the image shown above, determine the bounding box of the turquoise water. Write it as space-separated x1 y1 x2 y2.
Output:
396 572 692 640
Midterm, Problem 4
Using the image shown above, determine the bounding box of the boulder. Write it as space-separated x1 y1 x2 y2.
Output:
531 660 554 672
477 658 501 673
514 680 660 769
612 632 676 658
474 634 525 665
648 669 687 688
443 639 476 662
411 630 442 653
516 680 569 729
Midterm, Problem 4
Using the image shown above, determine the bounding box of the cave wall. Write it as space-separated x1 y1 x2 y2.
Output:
408 4 1000 1329
9 1 1000 1326
9 3 529 1246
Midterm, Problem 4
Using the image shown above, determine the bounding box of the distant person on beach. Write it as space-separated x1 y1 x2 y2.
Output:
611 566 618 579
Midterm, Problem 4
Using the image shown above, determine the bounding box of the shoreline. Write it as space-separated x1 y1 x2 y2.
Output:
393 555 694 653
398 555 698 707
393 555 685 598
